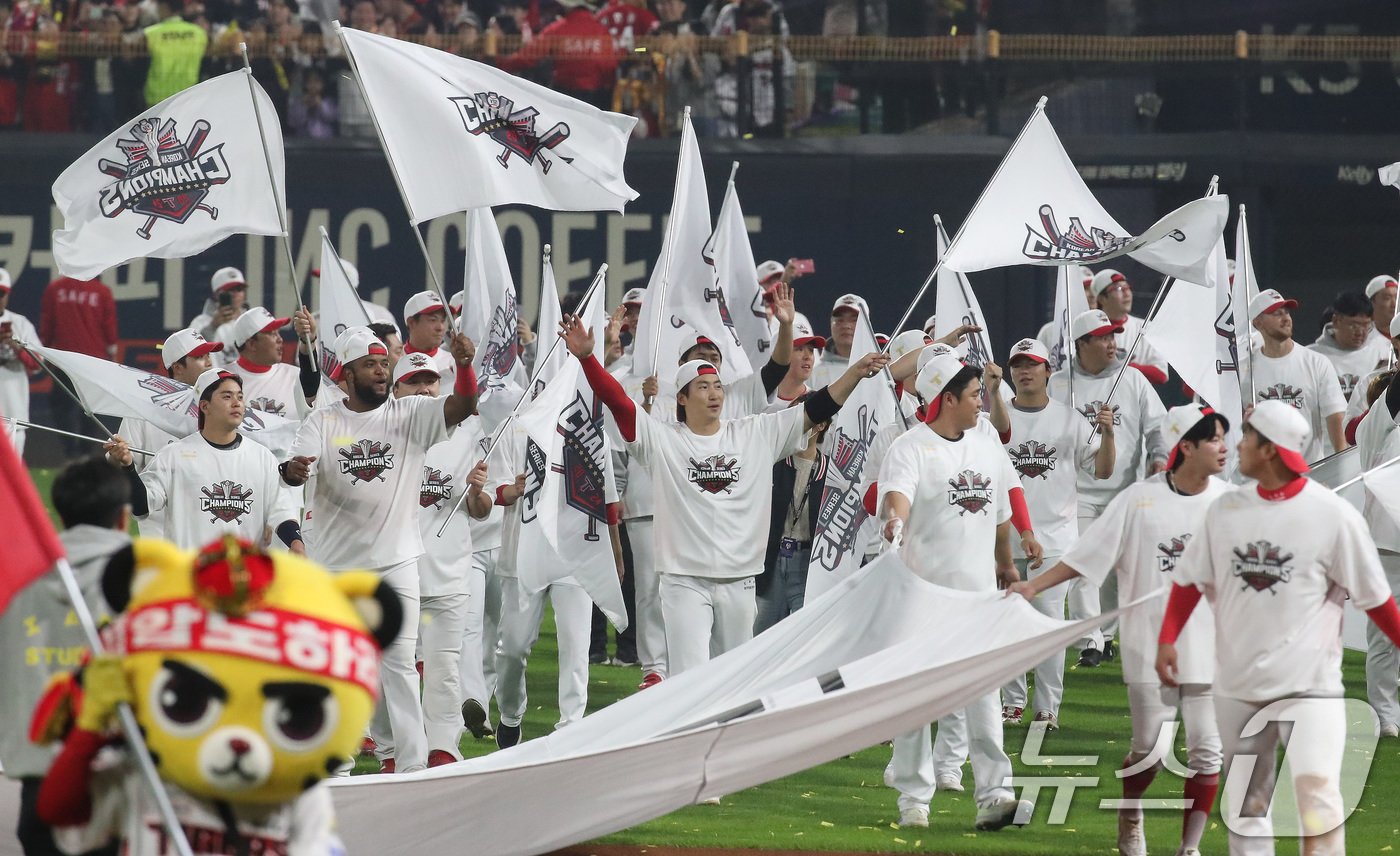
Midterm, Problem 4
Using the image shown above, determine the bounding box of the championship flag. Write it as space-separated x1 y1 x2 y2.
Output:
515 272 626 629
52 70 286 280
26 345 299 457
932 216 995 370
461 208 527 429
1048 265 1092 372
338 26 638 221
707 167 772 367
1233 205 1262 404
807 316 883 601
316 229 373 383
632 112 753 381
938 101 1228 283
0 418 64 616
1144 240 1226 414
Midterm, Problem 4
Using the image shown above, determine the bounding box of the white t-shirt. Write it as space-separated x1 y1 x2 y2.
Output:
1003 398 1099 557
139 433 297 550
1343 366 1390 430
629 404 807 578
1354 400 1400 552
417 416 485 595
1171 480 1392 701
291 394 450 570
1047 360 1168 513
118 416 187 540
231 360 311 420
878 424 1014 591
1252 343 1346 464
1308 329 1388 403
0 309 39 442
1063 473 1230 684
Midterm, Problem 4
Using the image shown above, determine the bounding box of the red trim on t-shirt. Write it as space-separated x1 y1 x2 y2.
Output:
236 355 272 374
1256 476 1307 502
404 343 439 357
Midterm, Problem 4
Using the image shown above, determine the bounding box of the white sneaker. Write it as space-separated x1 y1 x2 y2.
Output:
898 806 929 828
1380 721 1399 738
1117 811 1147 856
935 774 965 793
974 798 1031 830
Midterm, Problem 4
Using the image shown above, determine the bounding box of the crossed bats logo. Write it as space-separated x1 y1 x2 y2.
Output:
98 117 229 240
200 479 254 524
1231 540 1294 593
1339 373 1359 400
1010 440 1057 479
947 469 993 515
688 454 741 494
420 466 454 509
1257 384 1304 409
449 90 572 173
338 439 395 483
1078 400 1122 426
482 293 521 388
1157 534 1192 573
1023 204 1132 262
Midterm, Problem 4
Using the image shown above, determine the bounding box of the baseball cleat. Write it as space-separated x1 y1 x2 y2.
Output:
496 721 522 750
461 698 493 738
427 749 457 768
898 806 929 828
974 798 1031 830
638 671 664 690
1117 811 1147 856
1078 648 1104 668
588 651 609 665
935 774 965 793
1032 710 1059 731
1380 721 1399 738
1001 705 1025 724
378 758 396 775
1104 639 1118 660
360 736 376 756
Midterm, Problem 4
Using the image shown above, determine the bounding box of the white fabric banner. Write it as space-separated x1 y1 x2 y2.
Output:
315 229 372 383
1048 264 1091 373
26 345 299 458
1313 447 1368 651
339 26 638 221
631 114 753 382
933 216 995 368
1234 206 1264 404
707 171 773 368
52 70 285 280
1145 240 1225 414
938 105 1227 283
461 208 528 429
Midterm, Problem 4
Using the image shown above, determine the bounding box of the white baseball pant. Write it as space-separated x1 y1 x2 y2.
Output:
368 559 427 772
494 576 592 729
658 573 756 676
627 517 668 676
1214 695 1348 856
460 547 502 712
1001 556 1068 715
1069 511 1106 651
890 692 1012 812
419 591 468 759
1125 682 1221 773
1365 551 1400 729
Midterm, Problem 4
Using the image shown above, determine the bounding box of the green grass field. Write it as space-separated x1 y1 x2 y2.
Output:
30 467 1400 854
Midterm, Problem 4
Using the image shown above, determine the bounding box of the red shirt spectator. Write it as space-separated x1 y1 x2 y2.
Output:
498 1 618 102
40 277 117 359
596 0 658 49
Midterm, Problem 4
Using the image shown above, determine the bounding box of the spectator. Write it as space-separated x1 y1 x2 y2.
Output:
39 275 117 455
489 0 534 37
450 11 483 57
289 66 338 137
497 0 617 109
190 266 250 366
712 0 793 138
596 0 657 49
143 0 207 106
656 18 718 136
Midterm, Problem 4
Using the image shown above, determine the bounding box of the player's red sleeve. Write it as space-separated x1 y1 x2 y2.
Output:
453 363 478 399
18 349 40 373
1346 412 1367 448
862 482 878 516
36 728 105 826
998 428 1012 444
606 501 621 526
495 485 509 506
1158 583 1203 645
580 354 636 441
1131 363 1168 385
1009 486 1032 535
1366 598 1400 649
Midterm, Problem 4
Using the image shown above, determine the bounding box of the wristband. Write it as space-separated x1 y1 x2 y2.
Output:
455 363 478 399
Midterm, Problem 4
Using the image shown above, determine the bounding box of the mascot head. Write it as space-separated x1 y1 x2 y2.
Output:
98 536 401 805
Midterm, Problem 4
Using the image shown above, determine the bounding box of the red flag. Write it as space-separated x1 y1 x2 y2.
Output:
0 419 64 615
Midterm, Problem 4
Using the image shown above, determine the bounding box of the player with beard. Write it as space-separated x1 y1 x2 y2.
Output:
280 327 479 774
1250 289 1346 460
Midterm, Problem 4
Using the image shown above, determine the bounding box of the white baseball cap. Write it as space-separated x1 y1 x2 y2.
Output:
832 294 868 318
678 334 720 362
210 267 245 294
1071 309 1125 340
922 315 937 335
792 317 826 350
916 342 958 373
1367 274 1398 300
1079 265 1095 287
889 330 932 362
756 260 785 285
1162 404 1228 469
0 268 11 293
1090 269 1128 298
403 291 446 324
1247 399 1311 474
338 326 389 368
161 329 224 369
448 291 464 318
1007 337 1050 365
622 287 646 306
1248 289 1298 321
392 351 441 385
194 367 241 400
914 352 967 417
232 307 290 349
675 359 719 392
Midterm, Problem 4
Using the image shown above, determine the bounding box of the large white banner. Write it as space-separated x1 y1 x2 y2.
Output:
1145 240 1225 414
52 71 285 279
707 170 772 367
339 26 638 221
461 208 527 429
315 228 372 383
933 215 995 368
1048 264 1092 372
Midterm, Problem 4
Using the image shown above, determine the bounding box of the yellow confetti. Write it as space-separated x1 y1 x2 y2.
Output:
1381 847 1392 853
897 228 906 234
819 821 834 828
914 840 921 847
893 838 906 844
333 435 355 446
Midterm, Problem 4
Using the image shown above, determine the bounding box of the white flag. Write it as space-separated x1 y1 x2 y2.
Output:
707 169 772 367
338 26 638 221
807 317 883 600
1145 241 1225 413
52 70 285 280
316 229 373 383
1048 265 1091 372
632 114 753 381
1364 462 1400 531
933 216 995 370
515 273 626 629
461 208 527 429
1380 162 1400 189
939 104 1227 283
28 345 299 457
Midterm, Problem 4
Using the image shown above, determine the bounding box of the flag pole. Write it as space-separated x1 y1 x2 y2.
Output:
436 262 608 536
239 44 318 371
860 312 908 430
2 417 152 456
644 106 692 378
1238 204 1257 404
19 344 121 442
1333 453 1400 492
333 23 454 322
881 97 1050 354
1061 265 1075 414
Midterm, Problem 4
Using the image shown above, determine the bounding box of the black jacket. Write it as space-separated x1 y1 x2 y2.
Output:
758 452 829 596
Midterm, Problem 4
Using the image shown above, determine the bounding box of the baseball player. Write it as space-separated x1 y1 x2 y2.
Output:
118 328 223 473
878 351 1033 832
1048 309 1169 667
811 294 867 390
1157 401 1400 856
1089 269 1170 385
563 312 888 675
403 291 458 384
280 327 479 774
1012 405 1230 856
1342 313 1400 438
1250 288 1346 459
103 369 303 553
994 337 1114 728
1308 291 1389 404
227 306 321 419
1365 273 1397 351
0 268 42 454
189 266 248 365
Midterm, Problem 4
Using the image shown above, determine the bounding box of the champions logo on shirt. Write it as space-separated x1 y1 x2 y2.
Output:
1077 400 1122 426
1156 534 1191 573
448 91 571 174
1257 384 1304 409
419 467 454 509
337 439 395 483
1010 440 1057 479
246 396 286 417
1231 540 1294 593
688 454 741 494
97 117 230 240
199 480 254 524
946 469 994 515
1339 373 1359 399
1022 204 1132 262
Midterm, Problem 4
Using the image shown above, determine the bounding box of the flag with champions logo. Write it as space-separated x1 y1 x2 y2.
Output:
338 26 639 220
52 70 286 280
